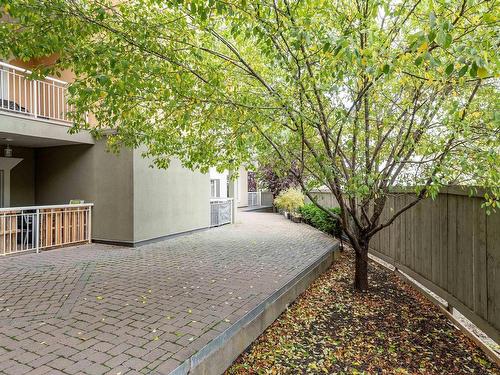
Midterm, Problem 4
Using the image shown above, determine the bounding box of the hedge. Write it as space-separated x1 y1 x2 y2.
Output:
299 204 342 237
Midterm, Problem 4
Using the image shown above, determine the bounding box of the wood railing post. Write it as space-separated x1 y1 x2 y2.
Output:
32 80 38 118
87 206 92 243
35 208 40 254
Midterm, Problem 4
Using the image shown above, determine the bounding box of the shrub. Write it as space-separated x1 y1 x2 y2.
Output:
299 204 342 237
274 187 305 213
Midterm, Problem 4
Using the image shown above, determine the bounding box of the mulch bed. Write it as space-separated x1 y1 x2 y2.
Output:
226 248 499 374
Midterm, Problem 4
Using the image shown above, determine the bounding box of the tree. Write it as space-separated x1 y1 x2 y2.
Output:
247 171 257 192
2 0 498 291
258 162 299 199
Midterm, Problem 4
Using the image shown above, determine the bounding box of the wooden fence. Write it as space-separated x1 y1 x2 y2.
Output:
369 188 499 343
304 187 499 342
307 190 340 208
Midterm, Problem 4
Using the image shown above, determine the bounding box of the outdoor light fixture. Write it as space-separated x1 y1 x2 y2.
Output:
4 145 12 157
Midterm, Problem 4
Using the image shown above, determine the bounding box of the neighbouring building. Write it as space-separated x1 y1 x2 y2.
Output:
209 167 229 199
0 57 224 252
209 166 258 208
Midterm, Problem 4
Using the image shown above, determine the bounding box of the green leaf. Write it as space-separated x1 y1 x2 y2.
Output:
445 63 454 76
444 33 452 48
457 65 468 77
428 30 436 43
382 64 390 74
477 67 488 79
469 62 478 78
429 12 436 27
436 31 452 48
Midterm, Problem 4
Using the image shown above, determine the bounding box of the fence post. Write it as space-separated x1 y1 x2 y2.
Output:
35 208 40 254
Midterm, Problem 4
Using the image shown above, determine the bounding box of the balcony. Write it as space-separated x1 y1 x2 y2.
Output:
0 203 92 255
0 61 73 125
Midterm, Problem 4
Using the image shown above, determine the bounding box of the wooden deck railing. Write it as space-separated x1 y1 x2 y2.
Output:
0 203 93 256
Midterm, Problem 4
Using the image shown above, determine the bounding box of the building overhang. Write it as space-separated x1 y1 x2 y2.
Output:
0 112 94 147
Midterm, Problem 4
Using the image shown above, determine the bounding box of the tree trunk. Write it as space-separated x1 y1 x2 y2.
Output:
354 243 369 292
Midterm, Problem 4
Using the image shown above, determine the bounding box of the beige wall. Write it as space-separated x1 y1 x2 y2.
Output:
133 150 210 242
10 56 76 83
93 141 134 243
33 141 210 244
35 140 135 243
9 147 35 206
35 144 95 204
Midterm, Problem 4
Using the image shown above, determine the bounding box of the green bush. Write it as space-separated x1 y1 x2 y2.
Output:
274 187 305 213
299 204 342 237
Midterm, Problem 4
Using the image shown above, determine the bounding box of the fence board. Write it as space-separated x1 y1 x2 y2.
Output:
438 196 448 290
473 198 488 320
430 197 439 285
486 210 500 336
447 195 458 299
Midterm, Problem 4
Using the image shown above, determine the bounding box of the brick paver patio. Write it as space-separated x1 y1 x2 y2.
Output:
0 211 335 375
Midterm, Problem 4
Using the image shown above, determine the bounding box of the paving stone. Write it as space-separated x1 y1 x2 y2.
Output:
64 359 94 374
0 212 333 374
84 362 110 375
121 357 149 371
48 356 75 370
104 353 131 368
104 365 130 375
0 360 17 372
13 351 39 364
25 365 53 375
3 363 33 375
106 343 133 356
153 358 182 374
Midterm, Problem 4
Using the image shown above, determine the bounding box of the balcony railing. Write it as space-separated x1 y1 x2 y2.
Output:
210 198 233 227
0 203 93 256
248 191 261 207
0 61 73 124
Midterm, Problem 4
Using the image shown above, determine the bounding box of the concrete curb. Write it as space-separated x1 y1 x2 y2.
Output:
169 242 340 375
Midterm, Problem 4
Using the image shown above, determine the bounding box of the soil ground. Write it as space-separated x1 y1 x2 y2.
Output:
227 248 499 374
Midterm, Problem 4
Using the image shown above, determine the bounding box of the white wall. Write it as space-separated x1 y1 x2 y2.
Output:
209 167 228 198
236 166 249 207
208 166 252 207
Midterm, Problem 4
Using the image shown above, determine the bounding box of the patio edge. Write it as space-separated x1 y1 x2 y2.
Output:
170 241 340 375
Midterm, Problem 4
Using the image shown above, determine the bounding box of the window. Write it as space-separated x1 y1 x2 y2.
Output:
210 179 221 198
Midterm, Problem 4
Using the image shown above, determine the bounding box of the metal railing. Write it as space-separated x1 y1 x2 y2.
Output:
0 61 73 124
210 198 233 227
0 203 93 256
248 191 261 207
